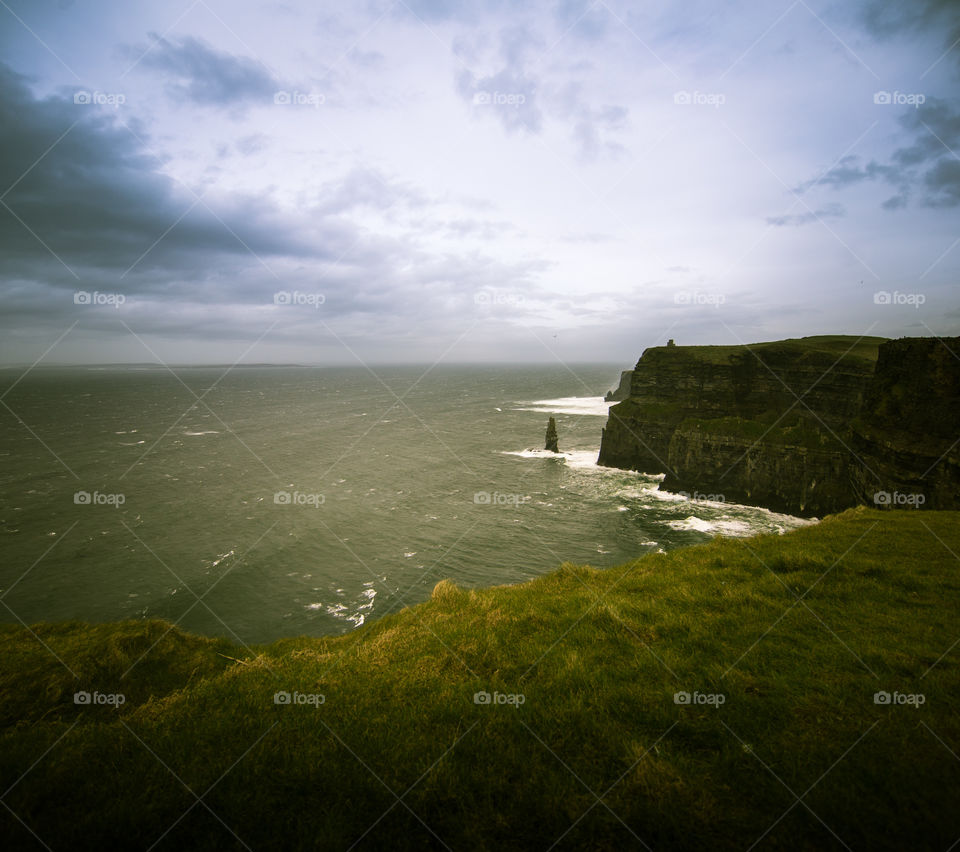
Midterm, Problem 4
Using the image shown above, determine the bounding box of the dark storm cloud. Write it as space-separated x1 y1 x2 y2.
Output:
805 155 896 190
859 0 960 68
0 62 332 291
0 61 552 351
125 33 280 106
794 98 960 209
920 159 960 208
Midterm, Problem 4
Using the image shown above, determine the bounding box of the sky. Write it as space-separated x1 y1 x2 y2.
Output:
0 0 958 366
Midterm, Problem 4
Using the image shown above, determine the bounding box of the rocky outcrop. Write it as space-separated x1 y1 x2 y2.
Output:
604 371 633 401
545 417 559 453
598 336 960 515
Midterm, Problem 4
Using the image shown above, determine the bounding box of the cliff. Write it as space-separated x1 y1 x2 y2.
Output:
598 335 960 515
603 370 633 401
850 336 960 509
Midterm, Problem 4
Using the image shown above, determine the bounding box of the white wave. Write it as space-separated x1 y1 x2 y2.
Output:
513 396 612 416
309 583 377 628
665 513 807 537
666 516 723 533
714 519 755 535
615 482 674 502
210 549 235 568
502 448 654 475
183 430 219 436
503 448 576 461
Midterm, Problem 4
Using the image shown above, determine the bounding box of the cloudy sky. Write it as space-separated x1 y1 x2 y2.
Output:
0 0 958 366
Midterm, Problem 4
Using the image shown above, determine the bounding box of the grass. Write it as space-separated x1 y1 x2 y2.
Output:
1 508 958 850
647 335 887 366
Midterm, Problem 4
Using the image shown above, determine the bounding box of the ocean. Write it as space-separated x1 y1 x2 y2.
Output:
0 365 811 644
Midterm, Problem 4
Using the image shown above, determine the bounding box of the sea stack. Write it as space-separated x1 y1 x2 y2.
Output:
545 417 559 453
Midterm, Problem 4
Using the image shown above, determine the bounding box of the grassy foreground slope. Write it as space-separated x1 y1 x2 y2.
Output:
2 508 959 850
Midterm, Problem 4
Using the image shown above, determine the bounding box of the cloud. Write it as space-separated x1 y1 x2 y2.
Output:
457 66 543 133
0 62 328 291
313 168 430 216
766 203 847 227
0 62 560 358
859 0 960 69
921 158 960 208
126 33 280 107
455 23 629 158
553 0 610 41
794 98 960 208
546 80 628 159
386 0 517 24
348 48 384 68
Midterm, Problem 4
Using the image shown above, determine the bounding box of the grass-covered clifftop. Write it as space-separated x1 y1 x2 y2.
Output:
2 509 959 850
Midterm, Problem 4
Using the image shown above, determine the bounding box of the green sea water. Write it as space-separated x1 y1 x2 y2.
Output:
0 365 810 644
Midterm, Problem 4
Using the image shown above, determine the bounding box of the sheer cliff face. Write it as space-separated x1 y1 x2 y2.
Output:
596 336 940 516
603 370 633 402
850 337 960 510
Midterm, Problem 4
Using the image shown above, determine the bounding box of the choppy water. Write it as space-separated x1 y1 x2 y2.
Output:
0 365 811 644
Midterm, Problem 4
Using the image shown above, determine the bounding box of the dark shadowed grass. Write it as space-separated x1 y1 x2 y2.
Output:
1 508 958 850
